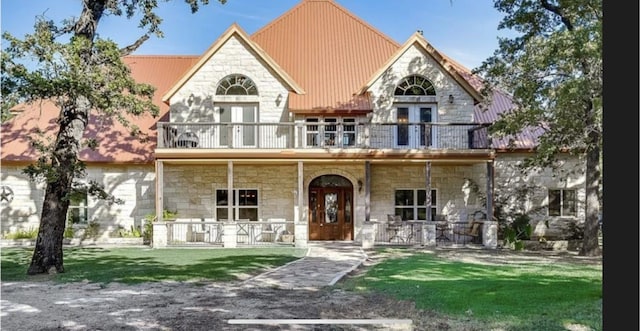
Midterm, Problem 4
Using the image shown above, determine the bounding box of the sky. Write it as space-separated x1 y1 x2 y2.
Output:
0 0 514 70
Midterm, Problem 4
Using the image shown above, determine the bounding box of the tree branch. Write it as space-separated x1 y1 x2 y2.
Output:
539 0 574 31
119 34 150 56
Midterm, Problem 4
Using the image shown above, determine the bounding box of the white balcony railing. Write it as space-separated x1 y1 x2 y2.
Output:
157 122 491 150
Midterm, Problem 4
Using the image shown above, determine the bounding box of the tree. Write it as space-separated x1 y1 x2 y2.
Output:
1 0 227 275
475 0 602 256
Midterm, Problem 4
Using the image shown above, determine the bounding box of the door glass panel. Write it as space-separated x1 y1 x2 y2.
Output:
419 107 432 146
345 194 352 223
397 107 409 146
219 107 231 146
324 192 338 224
310 191 318 223
242 106 256 146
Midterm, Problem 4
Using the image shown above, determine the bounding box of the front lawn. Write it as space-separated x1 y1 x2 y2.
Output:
1 246 307 284
339 249 602 331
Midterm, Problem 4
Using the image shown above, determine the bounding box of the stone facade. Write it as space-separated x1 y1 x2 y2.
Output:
168 35 290 125
494 153 586 240
1 164 155 238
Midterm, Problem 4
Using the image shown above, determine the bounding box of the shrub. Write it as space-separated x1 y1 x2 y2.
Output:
3 227 39 239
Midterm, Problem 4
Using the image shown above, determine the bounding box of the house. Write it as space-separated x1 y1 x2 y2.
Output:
0 0 586 247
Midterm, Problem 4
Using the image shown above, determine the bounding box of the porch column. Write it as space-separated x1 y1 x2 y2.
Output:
484 160 497 248
365 161 371 222
425 161 432 222
485 160 494 223
227 161 233 222
155 160 164 222
295 161 308 248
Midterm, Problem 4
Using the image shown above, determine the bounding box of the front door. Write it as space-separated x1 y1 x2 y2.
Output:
308 175 354 240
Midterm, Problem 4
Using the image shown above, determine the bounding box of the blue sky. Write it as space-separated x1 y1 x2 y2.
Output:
1 0 513 70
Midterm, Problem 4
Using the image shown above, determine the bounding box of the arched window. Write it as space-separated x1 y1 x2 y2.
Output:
216 74 258 95
394 75 436 96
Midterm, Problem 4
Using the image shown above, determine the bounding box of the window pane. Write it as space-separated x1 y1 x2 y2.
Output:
395 190 413 206
238 190 258 206
216 190 228 206
548 190 561 216
562 190 577 216
395 208 412 221
238 208 257 221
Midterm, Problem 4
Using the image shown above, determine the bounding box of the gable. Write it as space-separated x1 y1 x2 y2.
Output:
162 24 303 106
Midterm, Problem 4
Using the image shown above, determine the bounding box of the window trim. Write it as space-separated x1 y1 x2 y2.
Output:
215 188 260 221
393 188 437 221
547 188 577 217
67 192 89 225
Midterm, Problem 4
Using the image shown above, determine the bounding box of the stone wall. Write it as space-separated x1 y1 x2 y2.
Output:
1 164 155 238
493 153 586 240
168 34 290 124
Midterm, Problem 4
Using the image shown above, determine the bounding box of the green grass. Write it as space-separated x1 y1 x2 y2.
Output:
339 249 602 331
1 247 307 284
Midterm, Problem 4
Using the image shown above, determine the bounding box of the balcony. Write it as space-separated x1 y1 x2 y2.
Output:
157 122 491 150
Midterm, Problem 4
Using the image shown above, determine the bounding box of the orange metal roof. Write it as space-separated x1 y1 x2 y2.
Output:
251 0 399 113
1 56 198 163
2 0 537 164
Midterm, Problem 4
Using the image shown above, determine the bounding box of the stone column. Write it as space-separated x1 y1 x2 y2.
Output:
482 221 498 249
222 222 237 248
152 222 167 248
294 222 308 248
361 222 375 249
423 223 436 246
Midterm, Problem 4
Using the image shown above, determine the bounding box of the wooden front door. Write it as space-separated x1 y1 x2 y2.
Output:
309 187 353 240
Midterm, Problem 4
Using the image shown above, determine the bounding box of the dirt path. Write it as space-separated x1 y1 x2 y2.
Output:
0 249 601 331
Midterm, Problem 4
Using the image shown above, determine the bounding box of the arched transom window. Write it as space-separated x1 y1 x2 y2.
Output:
394 75 436 96
216 74 258 95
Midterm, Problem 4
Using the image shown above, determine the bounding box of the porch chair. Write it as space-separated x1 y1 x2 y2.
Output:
452 221 482 244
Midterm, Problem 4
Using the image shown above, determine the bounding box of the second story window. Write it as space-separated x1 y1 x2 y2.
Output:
304 117 357 148
216 74 258 95
394 75 436 96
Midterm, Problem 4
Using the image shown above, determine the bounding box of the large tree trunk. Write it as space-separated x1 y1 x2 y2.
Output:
27 0 105 275
579 97 602 256
28 99 91 274
579 141 602 256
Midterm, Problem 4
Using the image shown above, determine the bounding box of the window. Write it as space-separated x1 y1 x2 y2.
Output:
216 74 258 95
394 75 436 96
67 192 88 224
304 117 357 147
548 189 577 217
394 189 437 221
216 189 259 221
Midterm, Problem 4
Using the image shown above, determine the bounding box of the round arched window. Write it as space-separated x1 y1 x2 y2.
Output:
394 75 436 96
216 74 258 95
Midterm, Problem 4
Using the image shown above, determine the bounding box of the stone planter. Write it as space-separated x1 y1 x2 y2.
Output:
521 239 582 251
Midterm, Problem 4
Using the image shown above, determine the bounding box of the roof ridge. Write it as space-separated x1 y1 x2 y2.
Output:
252 0 400 49
123 55 200 58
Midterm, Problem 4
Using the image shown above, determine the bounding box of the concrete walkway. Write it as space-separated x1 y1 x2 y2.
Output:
243 241 367 290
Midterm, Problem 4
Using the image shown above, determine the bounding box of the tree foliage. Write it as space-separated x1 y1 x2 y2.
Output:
1 0 226 274
475 0 602 256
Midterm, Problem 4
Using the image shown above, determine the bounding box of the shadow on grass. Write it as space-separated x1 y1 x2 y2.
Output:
339 252 602 331
1 247 306 284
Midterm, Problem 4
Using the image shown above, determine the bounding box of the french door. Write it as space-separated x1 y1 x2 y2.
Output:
218 105 257 147
396 105 433 148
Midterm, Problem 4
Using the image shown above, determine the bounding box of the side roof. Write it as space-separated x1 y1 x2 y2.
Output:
1 56 198 163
